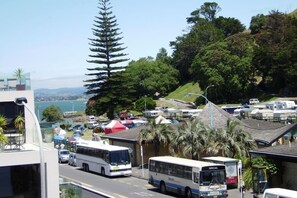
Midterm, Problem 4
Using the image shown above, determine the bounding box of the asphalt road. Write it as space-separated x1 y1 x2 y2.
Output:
59 164 176 198
60 164 256 198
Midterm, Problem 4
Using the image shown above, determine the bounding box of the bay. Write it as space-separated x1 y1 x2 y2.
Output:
35 100 87 121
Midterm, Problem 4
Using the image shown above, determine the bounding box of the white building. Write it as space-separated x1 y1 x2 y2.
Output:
0 89 59 197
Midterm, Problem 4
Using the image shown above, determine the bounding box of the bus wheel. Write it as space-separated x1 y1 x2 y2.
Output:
86 164 89 172
101 168 105 176
185 188 192 198
160 181 166 194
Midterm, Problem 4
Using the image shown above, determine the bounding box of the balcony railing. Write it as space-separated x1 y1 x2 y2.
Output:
2 129 25 150
0 73 31 91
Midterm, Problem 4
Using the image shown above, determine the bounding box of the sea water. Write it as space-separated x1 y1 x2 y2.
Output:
35 100 87 121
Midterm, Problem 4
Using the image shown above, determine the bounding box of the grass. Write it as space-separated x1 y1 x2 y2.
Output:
165 82 202 103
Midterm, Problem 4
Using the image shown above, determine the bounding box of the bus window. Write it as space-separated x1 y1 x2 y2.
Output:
109 150 130 165
200 170 225 186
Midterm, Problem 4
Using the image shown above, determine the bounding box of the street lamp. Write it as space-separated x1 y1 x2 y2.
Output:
186 93 213 129
205 84 214 104
15 97 46 198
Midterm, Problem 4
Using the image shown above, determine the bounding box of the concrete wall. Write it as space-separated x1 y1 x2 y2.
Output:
0 90 59 197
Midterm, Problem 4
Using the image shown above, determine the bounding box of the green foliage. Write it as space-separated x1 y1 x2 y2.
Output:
139 120 174 156
0 115 8 144
166 82 201 102
252 156 280 176
60 186 80 198
86 71 136 119
171 119 256 160
125 57 179 98
134 97 156 112
42 105 63 122
186 2 221 24
14 67 25 84
14 113 25 135
191 33 257 103
251 11 297 95
170 21 224 83
84 0 129 119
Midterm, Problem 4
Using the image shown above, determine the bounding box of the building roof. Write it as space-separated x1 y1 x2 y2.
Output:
250 142 297 162
102 102 297 146
101 125 146 142
197 102 297 146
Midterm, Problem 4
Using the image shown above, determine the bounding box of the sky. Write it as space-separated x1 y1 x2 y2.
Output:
1 0 296 90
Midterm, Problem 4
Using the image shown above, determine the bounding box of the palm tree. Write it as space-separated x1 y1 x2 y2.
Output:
138 119 173 156
14 113 25 135
172 118 210 160
206 120 257 158
14 67 25 85
0 114 8 145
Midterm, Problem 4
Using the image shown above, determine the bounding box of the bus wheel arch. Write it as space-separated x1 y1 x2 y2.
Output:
185 187 192 198
160 181 166 194
83 163 89 172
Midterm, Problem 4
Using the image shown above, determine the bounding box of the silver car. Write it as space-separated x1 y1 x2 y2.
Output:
68 152 76 166
58 149 70 163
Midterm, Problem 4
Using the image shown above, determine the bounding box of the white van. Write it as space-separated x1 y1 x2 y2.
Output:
263 188 297 198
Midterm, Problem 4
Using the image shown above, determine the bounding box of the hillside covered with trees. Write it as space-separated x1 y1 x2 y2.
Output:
85 1 297 118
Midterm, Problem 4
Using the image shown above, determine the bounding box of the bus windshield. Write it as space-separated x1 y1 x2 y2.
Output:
109 150 130 166
200 170 226 186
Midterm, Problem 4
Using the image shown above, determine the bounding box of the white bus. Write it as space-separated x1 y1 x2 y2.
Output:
202 156 239 188
263 188 297 198
148 156 228 198
76 140 132 177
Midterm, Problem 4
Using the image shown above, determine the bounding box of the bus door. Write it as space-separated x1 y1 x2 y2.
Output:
252 165 268 195
192 167 200 184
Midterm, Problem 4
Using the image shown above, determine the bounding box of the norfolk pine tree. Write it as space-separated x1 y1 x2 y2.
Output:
84 0 130 119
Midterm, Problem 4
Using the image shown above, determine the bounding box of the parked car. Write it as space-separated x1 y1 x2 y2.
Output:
68 131 82 143
68 152 76 166
58 149 70 163
87 121 99 129
68 124 85 132
249 98 260 105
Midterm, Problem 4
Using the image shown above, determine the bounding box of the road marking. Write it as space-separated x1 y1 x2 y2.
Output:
130 192 154 197
112 193 129 198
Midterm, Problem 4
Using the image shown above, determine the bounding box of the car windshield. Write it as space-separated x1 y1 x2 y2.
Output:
109 150 130 166
200 170 226 186
60 150 70 155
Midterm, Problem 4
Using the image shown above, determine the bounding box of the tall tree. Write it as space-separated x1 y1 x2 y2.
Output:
42 105 63 122
124 57 179 98
187 2 221 24
84 0 129 119
191 33 256 103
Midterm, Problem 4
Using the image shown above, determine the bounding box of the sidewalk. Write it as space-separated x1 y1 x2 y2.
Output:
131 167 255 198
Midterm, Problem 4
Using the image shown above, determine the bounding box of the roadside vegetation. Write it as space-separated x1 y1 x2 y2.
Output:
83 1 297 119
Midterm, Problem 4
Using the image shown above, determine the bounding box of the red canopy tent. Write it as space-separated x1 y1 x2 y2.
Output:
104 120 128 134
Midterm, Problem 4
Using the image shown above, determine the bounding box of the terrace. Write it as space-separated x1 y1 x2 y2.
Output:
0 73 31 91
